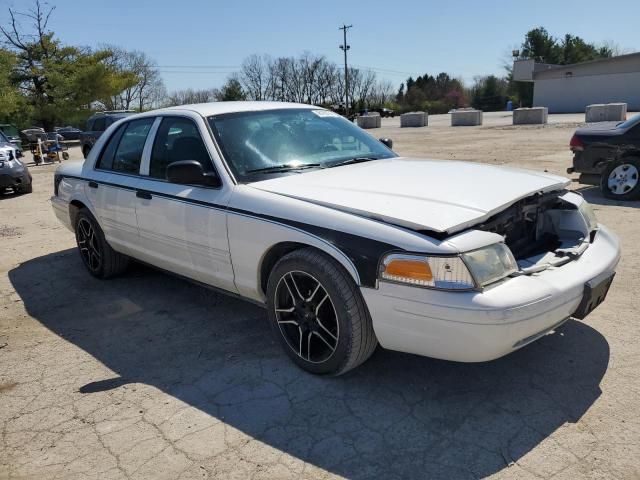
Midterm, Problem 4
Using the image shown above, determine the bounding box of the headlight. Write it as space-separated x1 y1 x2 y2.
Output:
462 243 518 287
380 243 518 291
380 253 476 290
578 199 597 231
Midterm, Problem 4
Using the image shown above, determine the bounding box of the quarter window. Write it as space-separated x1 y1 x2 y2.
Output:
149 117 212 179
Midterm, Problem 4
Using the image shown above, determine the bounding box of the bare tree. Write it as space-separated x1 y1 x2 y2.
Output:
175 52 395 109
369 79 394 106
102 46 164 111
163 88 220 107
240 54 272 101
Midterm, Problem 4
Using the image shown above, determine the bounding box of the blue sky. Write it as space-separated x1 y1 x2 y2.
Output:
1 0 638 92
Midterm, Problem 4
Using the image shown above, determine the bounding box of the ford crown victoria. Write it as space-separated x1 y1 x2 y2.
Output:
52 102 620 375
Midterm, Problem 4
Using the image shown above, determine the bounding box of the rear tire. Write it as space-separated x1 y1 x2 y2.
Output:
266 248 377 375
74 209 129 279
601 157 640 200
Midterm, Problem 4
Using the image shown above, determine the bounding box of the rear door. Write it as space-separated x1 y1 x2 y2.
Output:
134 114 236 292
85 118 154 255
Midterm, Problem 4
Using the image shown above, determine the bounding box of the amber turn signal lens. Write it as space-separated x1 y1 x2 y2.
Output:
384 259 433 282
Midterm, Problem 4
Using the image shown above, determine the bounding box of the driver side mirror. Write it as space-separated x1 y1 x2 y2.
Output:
379 138 393 149
166 160 221 187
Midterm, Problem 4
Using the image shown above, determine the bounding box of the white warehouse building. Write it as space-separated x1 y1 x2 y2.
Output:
513 53 640 113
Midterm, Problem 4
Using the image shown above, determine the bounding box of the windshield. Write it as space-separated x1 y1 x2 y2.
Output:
617 113 640 129
207 108 396 182
0 125 19 138
0 131 8 143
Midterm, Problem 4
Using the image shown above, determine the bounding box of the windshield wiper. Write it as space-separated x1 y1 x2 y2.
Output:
247 163 323 174
328 157 380 168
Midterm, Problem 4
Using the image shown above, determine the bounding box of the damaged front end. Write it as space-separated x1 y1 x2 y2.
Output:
474 190 597 274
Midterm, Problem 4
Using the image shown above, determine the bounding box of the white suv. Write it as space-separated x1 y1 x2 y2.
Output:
52 102 620 375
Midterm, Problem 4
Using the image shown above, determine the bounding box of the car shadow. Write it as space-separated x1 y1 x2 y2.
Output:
576 185 640 208
9 249 610 479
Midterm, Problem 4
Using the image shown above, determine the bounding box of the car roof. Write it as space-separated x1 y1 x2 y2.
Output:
89 112 135 119
156 101 320 117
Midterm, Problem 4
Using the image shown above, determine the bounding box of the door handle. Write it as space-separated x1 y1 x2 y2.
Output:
88 181 98 189
136 190 152 200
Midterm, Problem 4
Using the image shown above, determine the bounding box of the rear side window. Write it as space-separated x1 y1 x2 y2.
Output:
149 117 212 179
95 118 154 173
92 117 106 132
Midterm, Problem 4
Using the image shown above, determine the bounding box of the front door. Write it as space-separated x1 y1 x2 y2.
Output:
134 115 236 293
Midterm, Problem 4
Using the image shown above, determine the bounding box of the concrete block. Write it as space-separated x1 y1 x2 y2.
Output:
513 107 548 125
400 111 428 127
357 115 380 129
585 103 627 122
451 109 483 126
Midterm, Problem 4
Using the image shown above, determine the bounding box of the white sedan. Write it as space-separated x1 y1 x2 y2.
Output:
51 102 620 375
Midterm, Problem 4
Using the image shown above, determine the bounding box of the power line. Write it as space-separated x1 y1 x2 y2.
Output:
156 65 240 69
158 71 236 74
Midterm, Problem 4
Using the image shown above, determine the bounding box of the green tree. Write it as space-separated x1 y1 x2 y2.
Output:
559 34 613 64
0 1 134 130
472 75 507 111
520 27 560 63
217 77 246 101
0 48 31 125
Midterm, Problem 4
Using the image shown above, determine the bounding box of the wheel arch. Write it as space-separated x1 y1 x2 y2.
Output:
618 150 640 161
258 241 361 297
69 199 88 231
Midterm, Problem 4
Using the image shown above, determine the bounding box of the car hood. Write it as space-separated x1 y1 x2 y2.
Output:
249 158 569 234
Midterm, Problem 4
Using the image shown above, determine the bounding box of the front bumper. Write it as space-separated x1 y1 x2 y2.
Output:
0 171 30 189
361 225 620 362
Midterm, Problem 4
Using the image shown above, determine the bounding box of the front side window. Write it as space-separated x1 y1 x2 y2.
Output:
95 118 154 173
149 117 212 179
208 108 396 183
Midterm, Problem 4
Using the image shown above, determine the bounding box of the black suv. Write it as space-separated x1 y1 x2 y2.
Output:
79 111 135 158
569 114 640 200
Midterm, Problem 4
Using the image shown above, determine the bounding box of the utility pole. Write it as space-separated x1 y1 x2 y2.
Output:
339 24 352 117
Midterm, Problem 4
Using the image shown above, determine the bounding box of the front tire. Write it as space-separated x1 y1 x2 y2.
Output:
266 248 377 375
601 157 640 200
74 209 129 278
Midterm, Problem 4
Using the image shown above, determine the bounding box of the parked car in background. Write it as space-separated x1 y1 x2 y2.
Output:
20 127 45 146
46 132 65 143
52 102 620 375
568 113 640 199
79 110 135 158
0 131 31 194
0 124 23 150
372 107 395 118
55 126 82 141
